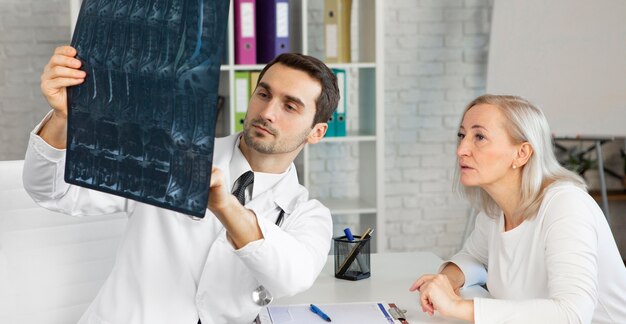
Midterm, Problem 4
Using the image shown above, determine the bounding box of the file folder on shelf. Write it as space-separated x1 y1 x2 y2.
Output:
234 71 250 132
256 0 290 63
235 0 257 64
324 0 352 63
332 68 347 136
249 71 261 96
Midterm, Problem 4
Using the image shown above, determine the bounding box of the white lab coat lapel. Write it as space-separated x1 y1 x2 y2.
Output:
245 167 302 225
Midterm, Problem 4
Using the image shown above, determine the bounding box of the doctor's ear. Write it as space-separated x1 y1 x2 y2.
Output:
307 123 327 144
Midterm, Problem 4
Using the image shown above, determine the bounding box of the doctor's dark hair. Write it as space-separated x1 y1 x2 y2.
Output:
257 53 340 127
454 94 586 220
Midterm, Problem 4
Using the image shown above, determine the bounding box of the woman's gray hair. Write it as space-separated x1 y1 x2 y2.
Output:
453 94 586 219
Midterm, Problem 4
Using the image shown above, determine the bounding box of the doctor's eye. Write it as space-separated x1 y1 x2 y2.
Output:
256 90 269 99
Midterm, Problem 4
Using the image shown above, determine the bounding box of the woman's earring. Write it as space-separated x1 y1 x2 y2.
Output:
512 164 517 169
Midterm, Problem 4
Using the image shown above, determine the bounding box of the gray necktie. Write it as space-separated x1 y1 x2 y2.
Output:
232 171 254 205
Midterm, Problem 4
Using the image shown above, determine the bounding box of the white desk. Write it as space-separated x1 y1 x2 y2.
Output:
273 252 490 323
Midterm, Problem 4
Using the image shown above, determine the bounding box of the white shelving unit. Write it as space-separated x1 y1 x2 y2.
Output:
219 0 385 252
70 0 385 251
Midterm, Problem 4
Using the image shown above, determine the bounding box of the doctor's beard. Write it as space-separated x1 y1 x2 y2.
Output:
242 118 310 154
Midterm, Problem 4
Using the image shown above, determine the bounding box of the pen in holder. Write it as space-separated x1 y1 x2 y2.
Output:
333 231 372 281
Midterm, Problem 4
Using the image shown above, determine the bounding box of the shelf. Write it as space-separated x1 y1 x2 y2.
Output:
227 64 266 71
322 134 376 143
321 198 377 215
220 62 377 71
326 62 377 69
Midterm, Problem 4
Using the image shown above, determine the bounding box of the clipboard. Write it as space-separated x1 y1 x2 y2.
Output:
257 302 397 324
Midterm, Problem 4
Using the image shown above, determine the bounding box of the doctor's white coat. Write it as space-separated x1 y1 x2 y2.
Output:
23 129 333 324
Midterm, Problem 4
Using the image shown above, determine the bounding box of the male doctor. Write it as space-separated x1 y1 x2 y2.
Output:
23 46 340 324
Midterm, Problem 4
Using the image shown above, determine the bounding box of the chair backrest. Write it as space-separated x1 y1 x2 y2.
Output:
0 160 127 324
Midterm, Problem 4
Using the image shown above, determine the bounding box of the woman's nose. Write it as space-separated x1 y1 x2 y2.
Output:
457 139 470 157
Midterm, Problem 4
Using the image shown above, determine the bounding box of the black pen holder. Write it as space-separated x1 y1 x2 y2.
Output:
333 235 371 281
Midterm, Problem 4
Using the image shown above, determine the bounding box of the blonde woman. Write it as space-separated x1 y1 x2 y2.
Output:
411 95 626 323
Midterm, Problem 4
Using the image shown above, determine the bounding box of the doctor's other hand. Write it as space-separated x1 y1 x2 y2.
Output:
207 166 236 214
40 45 86 119
207 167 263 249
409 274 474 321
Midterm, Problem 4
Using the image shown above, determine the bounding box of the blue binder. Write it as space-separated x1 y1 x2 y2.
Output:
256 0 290 63
332 68 347 136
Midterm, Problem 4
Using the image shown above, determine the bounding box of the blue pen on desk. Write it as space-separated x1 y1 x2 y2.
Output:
310 304 332 322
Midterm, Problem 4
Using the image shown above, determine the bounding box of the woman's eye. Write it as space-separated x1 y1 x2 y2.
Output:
457 133 465 139
475 134 485 141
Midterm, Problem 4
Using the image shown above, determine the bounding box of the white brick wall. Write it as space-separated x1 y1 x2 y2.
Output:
385 0 492 258
0 0 70 161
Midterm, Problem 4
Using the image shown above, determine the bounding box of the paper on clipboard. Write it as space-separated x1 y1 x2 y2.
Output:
257 302 396 324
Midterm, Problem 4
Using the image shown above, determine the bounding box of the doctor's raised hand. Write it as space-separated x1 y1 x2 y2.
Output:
409 95 626 323
39 45 85 149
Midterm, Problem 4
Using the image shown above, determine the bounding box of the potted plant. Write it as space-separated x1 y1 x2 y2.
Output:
558 146 597 178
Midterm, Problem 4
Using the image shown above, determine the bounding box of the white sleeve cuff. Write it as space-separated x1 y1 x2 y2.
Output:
448 253 488 288
234 238 265 256
29 110 66 162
